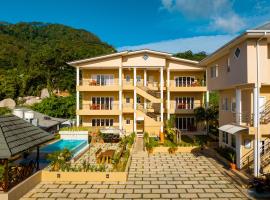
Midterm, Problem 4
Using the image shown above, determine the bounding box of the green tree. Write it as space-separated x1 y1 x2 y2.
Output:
31 95 76 118
174 50 207 61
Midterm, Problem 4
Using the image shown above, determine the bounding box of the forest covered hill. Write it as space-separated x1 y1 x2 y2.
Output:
0 22 115 100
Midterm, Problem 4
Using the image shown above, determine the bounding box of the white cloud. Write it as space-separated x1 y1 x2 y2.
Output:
161 0 245 33
117 35 235 54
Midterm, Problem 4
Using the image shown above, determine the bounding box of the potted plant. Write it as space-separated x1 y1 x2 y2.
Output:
145 142 153 154
229 153 236 170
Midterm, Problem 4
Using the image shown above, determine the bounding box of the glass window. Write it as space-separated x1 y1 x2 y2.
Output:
126 97 130 103
126 75 130 82
235 48 240 58
101 119 105 126
210 66 218 78
92 119 96 126
225 132 229 144
110 119 113 126
97 119 100 126
136 75 141 83
222 132 226 143
231 135 236 148
126 118 130 124
105 119 110 126
137 96 141 103
244 139 251 149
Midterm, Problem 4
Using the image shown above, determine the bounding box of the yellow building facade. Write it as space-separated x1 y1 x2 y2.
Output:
201 23 270 175
69 49 207 136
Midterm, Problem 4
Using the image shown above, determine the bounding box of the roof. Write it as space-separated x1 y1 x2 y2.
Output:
0 115 54 159
218 124 247 134
67 49 199 66
254 22 270 30
16 108 67 129
200 22 270 65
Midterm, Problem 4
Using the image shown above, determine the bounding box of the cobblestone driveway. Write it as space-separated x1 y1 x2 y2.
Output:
21 152 248 200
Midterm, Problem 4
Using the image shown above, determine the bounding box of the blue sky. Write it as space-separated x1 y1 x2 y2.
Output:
1 0 270 53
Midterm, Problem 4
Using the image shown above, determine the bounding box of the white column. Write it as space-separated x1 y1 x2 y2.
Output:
160 67 164 132
166 68 170 120
235 88 242 125
133 68 137 133
119 67 123 130
236 133 242 169
253 86 260 177
76 67 80 127
144 69 147 109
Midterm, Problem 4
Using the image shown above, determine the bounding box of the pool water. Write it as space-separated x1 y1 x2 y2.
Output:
41 140 88 154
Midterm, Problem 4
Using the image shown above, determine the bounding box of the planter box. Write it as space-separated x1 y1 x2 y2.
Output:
153 146 200 154
59 131 88 141
41 171 127 182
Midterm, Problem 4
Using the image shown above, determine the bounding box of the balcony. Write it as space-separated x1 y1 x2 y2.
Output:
77 80 120 91
169 80 206 92
169 102 202 114
77 103 120 115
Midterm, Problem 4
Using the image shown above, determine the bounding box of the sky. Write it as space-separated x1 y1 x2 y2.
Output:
1 0 270 53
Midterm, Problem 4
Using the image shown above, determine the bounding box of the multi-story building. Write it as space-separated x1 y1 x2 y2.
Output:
200 23 270 175
68 49 207 136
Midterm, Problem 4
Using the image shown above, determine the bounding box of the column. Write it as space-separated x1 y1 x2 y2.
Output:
236 134 242 169
76 67 80 127
253 86 260 177
166 68 170 120
206 91 209 108
133 68 137 133
235 89 242 124
144 69 147 109
160 67 164 132
119 67 123 130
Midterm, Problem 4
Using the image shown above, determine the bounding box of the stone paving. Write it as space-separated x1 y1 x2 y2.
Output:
21 152 248 200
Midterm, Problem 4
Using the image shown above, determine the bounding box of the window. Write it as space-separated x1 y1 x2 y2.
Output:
91 97 113 110
175 97 194 109
222 97 230 111
234 48 240 58
136 75 141 83
92 119 96 126
175 117 195 130
227 58 230 72
126 97 130 103
91 74 114 85
231 97 236 112
244 139 251 149
210 66 218 78
126 75 130 82
231 135 236 148
175 76 195 87
137 96 141 103
92 118 114 127
222 132 226 143
222 132 229 144
126 118 130 125
225 132 229 144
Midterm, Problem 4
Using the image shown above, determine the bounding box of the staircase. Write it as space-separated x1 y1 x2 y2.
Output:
260 100 270 124
137 104 161 122
136 86 161 103
241 139 270 174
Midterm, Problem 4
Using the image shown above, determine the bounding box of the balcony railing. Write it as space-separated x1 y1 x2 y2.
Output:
81 103 119 110
170 102 202 110
79 79 118 86
170 79 206 87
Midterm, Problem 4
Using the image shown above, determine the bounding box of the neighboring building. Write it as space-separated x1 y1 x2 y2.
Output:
68 49 207 136
12 108 69 134
200 23 270 174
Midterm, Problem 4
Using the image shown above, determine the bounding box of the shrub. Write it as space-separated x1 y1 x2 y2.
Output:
215 146 236 162
47 148 72 171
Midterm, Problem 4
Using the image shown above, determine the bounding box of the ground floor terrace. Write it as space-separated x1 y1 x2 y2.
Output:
21 152 248 200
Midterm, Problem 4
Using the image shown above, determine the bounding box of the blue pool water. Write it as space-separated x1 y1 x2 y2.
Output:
41 139 88 154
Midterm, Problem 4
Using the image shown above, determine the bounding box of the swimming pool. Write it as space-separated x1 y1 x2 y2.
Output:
41 139 88 155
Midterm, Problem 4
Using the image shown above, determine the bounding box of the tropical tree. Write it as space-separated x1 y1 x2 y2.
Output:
164 115 176 142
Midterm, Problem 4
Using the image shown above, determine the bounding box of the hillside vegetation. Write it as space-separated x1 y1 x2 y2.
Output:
0 22 115 100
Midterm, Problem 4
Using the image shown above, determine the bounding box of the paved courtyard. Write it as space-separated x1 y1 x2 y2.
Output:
21 152 248 200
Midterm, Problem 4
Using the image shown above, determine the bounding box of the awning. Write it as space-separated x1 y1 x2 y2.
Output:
218 124 247 134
